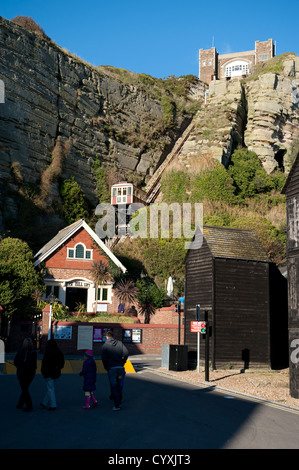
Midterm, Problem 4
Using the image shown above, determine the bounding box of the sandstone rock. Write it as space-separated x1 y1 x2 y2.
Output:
0 16 199 213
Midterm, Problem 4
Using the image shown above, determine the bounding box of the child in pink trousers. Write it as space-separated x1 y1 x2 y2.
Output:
79 350 98 409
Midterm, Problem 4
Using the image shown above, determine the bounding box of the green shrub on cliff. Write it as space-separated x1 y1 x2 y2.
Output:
190 165 236 204
228 149 273 199
59 176 89 224
161 163 236 204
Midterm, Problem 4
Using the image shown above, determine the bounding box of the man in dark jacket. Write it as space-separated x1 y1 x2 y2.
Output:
101 331 128 410
40 339 64 410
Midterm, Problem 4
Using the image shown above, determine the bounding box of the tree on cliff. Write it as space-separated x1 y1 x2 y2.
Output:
0 238 44 318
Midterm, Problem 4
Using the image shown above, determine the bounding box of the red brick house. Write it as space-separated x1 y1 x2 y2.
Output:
34 219 127 313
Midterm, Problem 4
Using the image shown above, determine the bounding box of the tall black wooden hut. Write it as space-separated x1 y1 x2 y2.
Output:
282 154 299 397
184 225 288 370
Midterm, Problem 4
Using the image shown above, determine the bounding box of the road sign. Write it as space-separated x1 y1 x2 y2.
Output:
191 321 207 333
191 321 201 333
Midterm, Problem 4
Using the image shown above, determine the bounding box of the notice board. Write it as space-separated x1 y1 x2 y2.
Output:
77 325 93 350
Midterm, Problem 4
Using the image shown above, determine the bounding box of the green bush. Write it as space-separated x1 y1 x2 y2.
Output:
190 166 236 204
59 176 89 224
230 214 286 264
161 96 176 127
227 148 285 200
136 279 166 309
0 238 44 317
91 156 111 202
161 170 190 203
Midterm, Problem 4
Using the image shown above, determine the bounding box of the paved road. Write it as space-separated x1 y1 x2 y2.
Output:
1 355 299 451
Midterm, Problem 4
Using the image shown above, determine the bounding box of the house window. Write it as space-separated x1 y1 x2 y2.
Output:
75 244 84 258
67 244 93 260
259 54 268 61
225 61 249 78
46 285 59 299
97 287 110 302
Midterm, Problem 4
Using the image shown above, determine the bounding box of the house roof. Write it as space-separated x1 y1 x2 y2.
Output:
34 219 127 273
192 225 270 262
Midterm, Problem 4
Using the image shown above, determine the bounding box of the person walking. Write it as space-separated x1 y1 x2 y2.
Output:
14 337 37 412
79 349 98 409
40 339 64 410
101 331 128 411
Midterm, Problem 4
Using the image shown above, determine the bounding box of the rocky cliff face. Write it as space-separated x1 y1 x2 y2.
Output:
0 16 204 239
244 55 299 173
1 15 299 251
167 54 299 175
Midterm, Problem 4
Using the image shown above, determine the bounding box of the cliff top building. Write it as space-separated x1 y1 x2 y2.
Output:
199 39 275 84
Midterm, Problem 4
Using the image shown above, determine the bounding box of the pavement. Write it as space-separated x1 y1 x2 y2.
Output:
2 353 299 452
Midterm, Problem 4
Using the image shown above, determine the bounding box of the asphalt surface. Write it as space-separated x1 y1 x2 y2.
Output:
1 354 299 454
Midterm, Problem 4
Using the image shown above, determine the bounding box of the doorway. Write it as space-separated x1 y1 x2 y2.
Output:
65 287 88 312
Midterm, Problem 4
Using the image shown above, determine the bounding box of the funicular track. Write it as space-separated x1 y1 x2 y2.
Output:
109 119 197 249
145 120 196 203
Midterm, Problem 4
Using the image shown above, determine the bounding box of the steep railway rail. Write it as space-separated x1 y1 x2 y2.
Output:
108 119 197 248
145 120 196 203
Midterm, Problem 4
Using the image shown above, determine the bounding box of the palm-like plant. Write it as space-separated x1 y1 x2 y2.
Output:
113 278 138 306
90 260 112 301
137 301 156 324
32 289 44 307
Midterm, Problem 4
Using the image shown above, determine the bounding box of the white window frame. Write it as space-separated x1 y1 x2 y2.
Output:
67 243 93 260
225 60 249 78
96 285 112 303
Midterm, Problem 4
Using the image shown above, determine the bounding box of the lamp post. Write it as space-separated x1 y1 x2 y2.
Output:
140 270 149 324
47 293 56 340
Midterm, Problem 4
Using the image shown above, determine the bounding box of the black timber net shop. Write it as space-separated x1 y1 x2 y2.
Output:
184 225 288 371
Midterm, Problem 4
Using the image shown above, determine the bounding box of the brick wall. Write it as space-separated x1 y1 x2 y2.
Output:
218 51 255 79
200 39 275 83
148 305 181 325
45 226 108 273
199 47 217 84
255 39 274 63
41 315 183 355
7 300 185 355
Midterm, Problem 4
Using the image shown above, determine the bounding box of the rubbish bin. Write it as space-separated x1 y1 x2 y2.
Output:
161 344 188 371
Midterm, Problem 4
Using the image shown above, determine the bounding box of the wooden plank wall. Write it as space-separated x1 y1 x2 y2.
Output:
184 239 213 355
284 158 299 396
268 263 288 369
214 258 270 368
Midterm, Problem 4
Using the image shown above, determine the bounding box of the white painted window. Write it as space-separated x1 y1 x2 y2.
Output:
225 60 249 78
67 243 93 260
96 285 112 303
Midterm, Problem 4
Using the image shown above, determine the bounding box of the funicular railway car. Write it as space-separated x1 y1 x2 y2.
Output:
110 182 147 236
111 182 133 205
111 182 147 206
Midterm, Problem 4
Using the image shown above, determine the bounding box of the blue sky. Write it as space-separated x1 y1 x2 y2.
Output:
1 0 298 79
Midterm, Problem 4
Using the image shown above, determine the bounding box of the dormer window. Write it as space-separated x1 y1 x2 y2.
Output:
67 243 92 260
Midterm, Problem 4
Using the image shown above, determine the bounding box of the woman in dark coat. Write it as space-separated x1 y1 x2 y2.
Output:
14 337 37 411
79 350 98 409
40 339 64 410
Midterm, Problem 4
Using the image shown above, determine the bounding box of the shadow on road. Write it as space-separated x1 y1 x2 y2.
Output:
2 365 298 451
